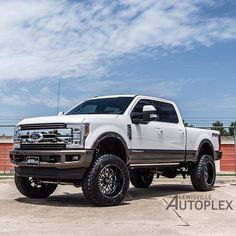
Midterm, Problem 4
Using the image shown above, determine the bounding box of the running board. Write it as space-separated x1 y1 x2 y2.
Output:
130 163 180 168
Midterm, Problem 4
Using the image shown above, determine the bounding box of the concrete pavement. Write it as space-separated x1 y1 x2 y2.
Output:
0 177 235 236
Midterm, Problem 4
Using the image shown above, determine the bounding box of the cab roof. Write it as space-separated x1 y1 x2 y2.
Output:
93 94 174 104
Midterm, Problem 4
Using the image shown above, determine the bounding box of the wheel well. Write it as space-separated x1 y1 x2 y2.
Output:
95 137 128 163
198 142 214 159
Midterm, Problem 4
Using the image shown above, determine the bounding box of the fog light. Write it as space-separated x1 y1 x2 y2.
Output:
72 156 80 161
66 155 81 162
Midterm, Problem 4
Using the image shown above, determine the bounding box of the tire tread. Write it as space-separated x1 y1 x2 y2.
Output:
190 155 216 191
130 170 153 188
82 154 129 206
15 175 57 198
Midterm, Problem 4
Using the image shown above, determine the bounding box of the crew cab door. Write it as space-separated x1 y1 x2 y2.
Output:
129 99 186 164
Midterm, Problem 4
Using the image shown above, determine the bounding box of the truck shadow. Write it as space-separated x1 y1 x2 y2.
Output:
127 184 194 201
14 183 218 208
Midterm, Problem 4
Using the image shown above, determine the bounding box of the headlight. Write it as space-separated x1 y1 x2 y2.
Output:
67 123 90 147
72 127 81 144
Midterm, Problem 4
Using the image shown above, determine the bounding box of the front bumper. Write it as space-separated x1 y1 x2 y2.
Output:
10 149 94 169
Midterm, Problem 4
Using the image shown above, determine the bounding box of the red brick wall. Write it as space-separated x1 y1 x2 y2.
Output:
0 143 13 173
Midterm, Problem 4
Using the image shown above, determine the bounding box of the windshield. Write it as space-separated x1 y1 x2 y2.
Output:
66 97 134 115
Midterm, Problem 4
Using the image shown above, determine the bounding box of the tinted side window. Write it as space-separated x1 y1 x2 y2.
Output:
131 99 154 114
153 101 179 123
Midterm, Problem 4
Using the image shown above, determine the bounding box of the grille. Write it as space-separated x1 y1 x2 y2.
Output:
15 123 76 151
20 133 72 143
16 127 73 147
20 144 66 150
20 123 66 130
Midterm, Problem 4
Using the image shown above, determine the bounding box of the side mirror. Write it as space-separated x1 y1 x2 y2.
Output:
58 111 64 116
142 105 157 123
130 112 142 125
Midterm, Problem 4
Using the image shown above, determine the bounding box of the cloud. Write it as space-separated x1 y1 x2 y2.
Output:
72 77 192 99
0 0 235 81
0 91 69 109
0 77 192 111
0 79 72 108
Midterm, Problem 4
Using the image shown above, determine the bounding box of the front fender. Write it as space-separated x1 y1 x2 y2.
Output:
85 125 131 150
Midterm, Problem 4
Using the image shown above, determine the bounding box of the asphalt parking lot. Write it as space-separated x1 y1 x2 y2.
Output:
0 176 235 236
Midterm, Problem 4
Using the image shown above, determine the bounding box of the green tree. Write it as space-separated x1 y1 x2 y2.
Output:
211 121 228 136
228 122 236 136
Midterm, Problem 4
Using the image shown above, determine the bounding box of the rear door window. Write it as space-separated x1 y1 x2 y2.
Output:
153 101 179 123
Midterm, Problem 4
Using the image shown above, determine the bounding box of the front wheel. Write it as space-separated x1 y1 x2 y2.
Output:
15 175 57 198
190 155 216 191
130 170 154 188
82 154 129 206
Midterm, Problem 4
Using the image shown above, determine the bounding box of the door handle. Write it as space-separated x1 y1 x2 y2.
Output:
179 130 185 136
157 128 163 135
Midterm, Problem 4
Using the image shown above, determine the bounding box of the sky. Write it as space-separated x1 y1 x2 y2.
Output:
0 0 236 127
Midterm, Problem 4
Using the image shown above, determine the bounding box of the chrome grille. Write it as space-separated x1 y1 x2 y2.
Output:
15 125 73 150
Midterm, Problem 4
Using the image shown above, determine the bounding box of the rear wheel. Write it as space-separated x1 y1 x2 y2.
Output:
82 154 129 206
15 175 57 198
130 170 154 188
190 155 216 191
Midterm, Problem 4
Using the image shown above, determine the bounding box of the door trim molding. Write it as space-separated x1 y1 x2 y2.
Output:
128 149 196 164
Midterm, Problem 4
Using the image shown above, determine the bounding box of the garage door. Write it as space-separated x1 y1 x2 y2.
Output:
220 144 235 172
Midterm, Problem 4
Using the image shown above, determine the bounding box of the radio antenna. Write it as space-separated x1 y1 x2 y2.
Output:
57 79 61 114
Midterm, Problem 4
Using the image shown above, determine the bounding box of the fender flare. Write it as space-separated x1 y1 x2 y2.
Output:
92 132 129 163
195 139 215 161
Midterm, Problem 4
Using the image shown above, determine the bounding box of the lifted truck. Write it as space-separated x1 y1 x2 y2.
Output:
10 95 222 206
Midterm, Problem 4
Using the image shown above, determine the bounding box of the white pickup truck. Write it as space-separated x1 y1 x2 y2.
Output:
10 95 222 206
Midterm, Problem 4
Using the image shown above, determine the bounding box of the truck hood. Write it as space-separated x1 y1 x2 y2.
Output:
18 114 119 126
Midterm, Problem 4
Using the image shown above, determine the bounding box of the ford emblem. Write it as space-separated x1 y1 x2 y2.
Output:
30 132 43 142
